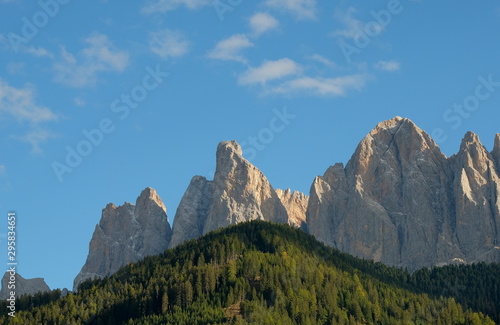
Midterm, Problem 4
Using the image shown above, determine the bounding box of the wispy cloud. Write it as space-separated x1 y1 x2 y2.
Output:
142 0 210 14
53 32 129 88
13 128 57 154
249 12 279 36
236 55 369 97
270 74 369 96
0 78 58 152
239 58 301 85
308 54 338 69
24 46 54 58
374 60 401 72
264 0 317 20
207 34 253 63
0 78 57 124
149 29 190 60
332 7 383 40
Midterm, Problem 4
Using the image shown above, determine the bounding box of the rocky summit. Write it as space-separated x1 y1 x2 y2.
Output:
170 141 295 247
73 188 172 291
0 273 50 299
307 117 500 270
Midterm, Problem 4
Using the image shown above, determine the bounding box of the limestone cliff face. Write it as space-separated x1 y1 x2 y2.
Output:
204 141 289 232
451 132 500 261
0 273 50 299
74 188 171 290
170 141 290 247
169 176 213 248
307 117 500 270
307 163 350 249
276 188 308 228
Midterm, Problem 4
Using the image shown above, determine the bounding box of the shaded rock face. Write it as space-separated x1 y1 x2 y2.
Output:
169 176 213 248
170 141 290 247
307 117 500 270
0 273 50 299
276 188 308 229
493 134 500 174
74 188 172 290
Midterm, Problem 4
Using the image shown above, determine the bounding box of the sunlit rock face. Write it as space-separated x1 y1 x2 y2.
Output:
74 188 171 291
307 117 500 270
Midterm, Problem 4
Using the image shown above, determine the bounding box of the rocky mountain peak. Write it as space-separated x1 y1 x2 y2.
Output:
217 140 243 158
455 131 493 176
451 131 500 259
74 188 172 291
170 140 290 247
205 140 288 232
346 117 446 199
307 116 500 270
214 140 249 180
459 131 484 153
368 116 434 146
369 116 405 133
136 187 166 213
0 273 50 300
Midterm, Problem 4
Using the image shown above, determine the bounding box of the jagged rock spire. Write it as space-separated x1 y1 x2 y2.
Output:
74 188 171 291
170 140 294 247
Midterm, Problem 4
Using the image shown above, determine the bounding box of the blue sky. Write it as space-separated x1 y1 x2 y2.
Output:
1 0 500 290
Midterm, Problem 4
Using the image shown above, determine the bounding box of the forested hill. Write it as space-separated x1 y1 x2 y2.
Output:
2 221 498 324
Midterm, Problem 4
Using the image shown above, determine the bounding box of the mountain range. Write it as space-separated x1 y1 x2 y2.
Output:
71 116 500 290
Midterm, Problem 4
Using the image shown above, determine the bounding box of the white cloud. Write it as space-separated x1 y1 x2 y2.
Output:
13 128 57 154
142 0 210 14
149 29 190 60
264 0 317 20
332 7 383 40
374 60 401 72
25 46 54 58
239 58 301 85
270 74 369 96
0 78 57 124
207 34 253 63
0 79 58 152
249 12 279 36
308 54 338 69
53 33 129 88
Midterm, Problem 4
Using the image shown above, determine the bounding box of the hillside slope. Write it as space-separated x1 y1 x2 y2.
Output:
3 221 496 325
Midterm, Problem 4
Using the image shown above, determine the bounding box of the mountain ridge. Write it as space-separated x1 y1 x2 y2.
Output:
73 116 500 291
